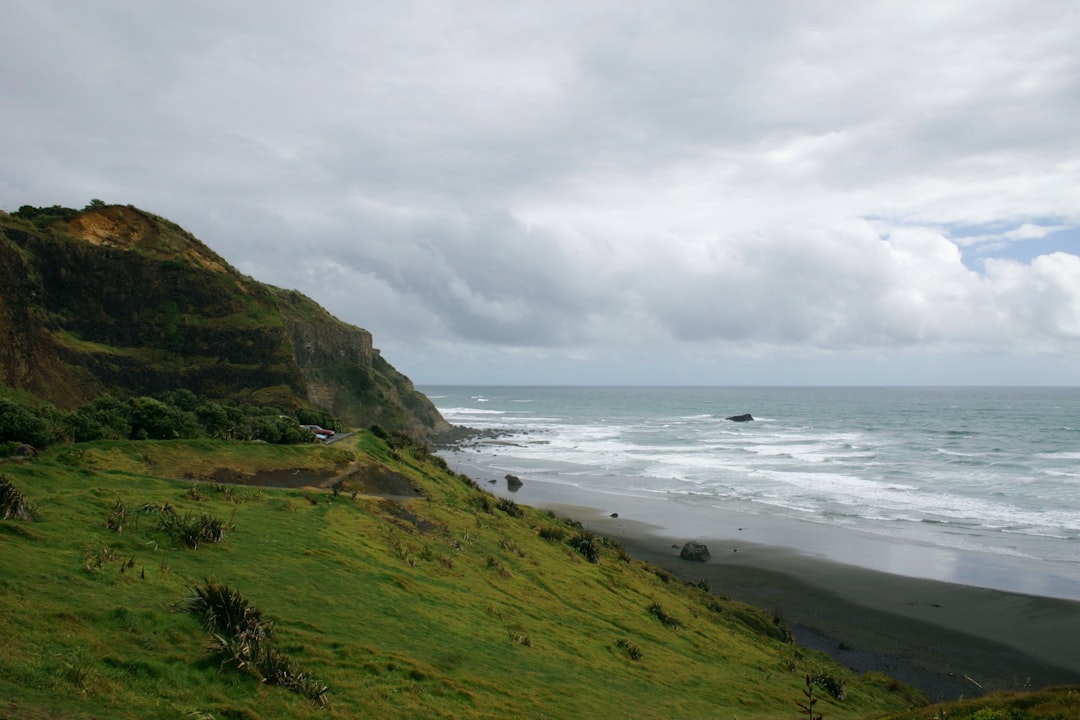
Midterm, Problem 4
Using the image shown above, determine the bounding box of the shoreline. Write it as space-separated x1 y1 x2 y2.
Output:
444 455 1080 702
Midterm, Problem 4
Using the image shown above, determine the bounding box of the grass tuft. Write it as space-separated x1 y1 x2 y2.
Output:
614 638 643 661
181 579 329 706
153 507 231 549
646 601 680 630
568 531 601 563
0 474 33 520
494 496 524 517
537 525 567 542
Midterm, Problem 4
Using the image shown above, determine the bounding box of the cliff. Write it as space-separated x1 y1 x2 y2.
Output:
0 203 450 436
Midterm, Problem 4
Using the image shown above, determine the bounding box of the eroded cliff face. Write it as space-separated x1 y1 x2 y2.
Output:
66 205 234 273
0 204 450 436
276 293 451 435
0 228 44 388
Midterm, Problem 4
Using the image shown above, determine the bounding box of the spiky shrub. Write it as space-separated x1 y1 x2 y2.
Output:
181 581 329 706
183 579 273 666
156 509 230 549
599 535 633 563
105 499 127 532
0 475 33 520
646 601 680 630
567 531 600 563
506 625 532 647
614 638 642 661
472 493 494 513
495 496 524 518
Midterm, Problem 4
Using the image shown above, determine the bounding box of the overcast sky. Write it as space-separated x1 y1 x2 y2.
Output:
3 1 1079 385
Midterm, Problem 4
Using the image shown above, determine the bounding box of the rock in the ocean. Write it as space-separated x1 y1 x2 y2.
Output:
679 541 711 562
505 473 523 490
725 413 754 422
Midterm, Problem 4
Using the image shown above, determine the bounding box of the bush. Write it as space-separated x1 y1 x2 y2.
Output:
538 525 567 542
495 496 524 518
182 579 272 672
129 396 199 440
153 508 230 549
0 399 52 447
615 638 642 661
568 531 600 563
809 671 847 701
0 475 33 520
646 601 680 630
81 395 132 440
473 493 494 513
181 580 328 706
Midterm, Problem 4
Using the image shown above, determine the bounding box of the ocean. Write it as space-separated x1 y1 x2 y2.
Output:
422 385 1080 600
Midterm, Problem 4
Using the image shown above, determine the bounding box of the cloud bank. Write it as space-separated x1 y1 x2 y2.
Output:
2 1 1078 383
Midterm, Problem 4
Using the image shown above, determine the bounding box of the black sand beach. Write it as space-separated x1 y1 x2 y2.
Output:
578 507 1080 703
448 458 1080 703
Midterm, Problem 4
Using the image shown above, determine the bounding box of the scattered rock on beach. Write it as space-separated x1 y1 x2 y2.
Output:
610 512 619 518
679 541 711 562
505 474 523 491
725 413 754 422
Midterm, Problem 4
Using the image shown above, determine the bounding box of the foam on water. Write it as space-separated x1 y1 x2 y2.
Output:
427 386 1080 573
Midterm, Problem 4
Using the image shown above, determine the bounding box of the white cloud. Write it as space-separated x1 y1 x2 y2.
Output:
2 0 1079 384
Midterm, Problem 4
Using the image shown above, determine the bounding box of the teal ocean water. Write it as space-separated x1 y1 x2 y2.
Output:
423 386 1080 597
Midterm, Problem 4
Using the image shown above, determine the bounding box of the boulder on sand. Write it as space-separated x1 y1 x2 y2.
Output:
679 541 711 562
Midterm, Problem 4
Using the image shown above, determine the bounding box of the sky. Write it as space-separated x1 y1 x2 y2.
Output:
2 1 1079 386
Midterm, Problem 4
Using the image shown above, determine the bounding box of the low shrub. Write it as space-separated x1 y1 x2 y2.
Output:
646 601 680 630
567 531 600 563
154 508 231 549
809 671 847 701
0 475 33 520
615 638 643 661
495 496 524 518
105 499 127 533
506 626 532 647
538 525 567 542
473 493 494 513
181 580 329 707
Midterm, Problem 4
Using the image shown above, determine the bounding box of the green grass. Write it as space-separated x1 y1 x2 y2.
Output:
886 686 1080 720
0 432 949 718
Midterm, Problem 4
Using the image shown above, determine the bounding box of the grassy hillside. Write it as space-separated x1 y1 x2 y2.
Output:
0 432 934 719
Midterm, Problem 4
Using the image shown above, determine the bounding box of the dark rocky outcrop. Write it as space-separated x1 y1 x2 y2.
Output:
679 541 711 562
505 474 523 491
0 204 449 437
725 413 754 422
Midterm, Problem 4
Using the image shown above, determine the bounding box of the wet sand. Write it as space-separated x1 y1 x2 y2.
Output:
449 458 1080 702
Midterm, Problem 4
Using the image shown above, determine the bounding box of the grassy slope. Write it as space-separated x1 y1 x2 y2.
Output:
3 434 937 719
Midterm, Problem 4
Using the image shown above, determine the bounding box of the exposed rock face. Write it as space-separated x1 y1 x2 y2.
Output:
0 204 450 437
281 314 375 369
0 231 42 389
679 541 711 562
725 413 754 422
